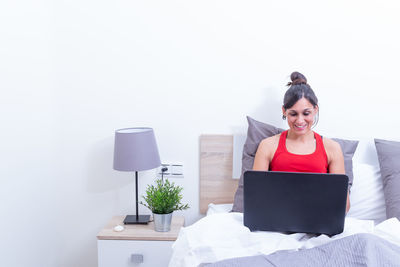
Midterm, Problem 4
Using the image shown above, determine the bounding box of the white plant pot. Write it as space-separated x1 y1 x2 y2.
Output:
153 212 173 232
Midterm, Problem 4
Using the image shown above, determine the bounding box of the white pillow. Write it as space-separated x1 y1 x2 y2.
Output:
206 203 233 216
347 162 386 223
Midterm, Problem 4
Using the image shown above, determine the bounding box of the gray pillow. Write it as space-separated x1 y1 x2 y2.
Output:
232 116 359 213
331 138 359 190
232 117 284 212
374 139 400 220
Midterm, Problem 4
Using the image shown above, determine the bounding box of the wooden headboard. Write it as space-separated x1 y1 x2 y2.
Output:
199 135 239 214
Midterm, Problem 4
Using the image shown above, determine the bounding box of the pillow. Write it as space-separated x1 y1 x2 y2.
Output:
232 116 359 213
206 203 234 216
347 163 386 223
232 117 283 212
374 138 400 220
331 138 359 190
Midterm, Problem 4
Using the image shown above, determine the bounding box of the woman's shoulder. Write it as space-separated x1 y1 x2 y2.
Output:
258 133 281 150
321 136 343 154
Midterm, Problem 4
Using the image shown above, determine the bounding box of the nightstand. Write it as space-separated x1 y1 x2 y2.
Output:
97 215 184 267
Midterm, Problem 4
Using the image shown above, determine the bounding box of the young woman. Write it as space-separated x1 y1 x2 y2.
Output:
253 72 350 212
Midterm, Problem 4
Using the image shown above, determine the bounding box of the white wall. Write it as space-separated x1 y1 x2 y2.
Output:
0 0 399 266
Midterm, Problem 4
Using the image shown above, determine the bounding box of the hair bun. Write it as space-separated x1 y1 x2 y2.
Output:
287 71 307 86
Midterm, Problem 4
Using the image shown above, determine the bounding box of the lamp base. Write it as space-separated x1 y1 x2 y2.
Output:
123 215 151 224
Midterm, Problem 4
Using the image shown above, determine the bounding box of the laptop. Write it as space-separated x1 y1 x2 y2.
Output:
243 171 348 236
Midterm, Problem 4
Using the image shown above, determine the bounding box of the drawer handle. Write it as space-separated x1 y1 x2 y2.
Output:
131 254 144 264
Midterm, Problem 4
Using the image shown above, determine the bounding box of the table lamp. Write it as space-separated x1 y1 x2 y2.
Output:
113 127 161 224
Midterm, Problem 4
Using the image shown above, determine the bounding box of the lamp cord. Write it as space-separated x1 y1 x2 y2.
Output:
161 167 168 184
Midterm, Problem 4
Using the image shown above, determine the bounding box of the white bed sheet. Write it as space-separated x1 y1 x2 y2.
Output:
169 212 400 267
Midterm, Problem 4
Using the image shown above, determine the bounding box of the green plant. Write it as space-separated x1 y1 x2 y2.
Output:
140 178 189 214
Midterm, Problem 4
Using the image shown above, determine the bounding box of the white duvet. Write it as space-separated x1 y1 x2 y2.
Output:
169 213 400 267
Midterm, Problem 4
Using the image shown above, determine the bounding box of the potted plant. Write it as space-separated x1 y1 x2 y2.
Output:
141 178 189 232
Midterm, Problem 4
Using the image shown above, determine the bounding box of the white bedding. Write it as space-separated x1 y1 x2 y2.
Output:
169 212 400 267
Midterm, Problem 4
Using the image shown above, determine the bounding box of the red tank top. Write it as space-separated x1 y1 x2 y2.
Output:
270 130 328 173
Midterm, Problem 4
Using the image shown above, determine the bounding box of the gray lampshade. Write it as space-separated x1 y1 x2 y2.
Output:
113 127 161 172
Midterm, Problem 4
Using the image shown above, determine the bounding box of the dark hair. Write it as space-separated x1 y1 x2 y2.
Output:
283 72 319 125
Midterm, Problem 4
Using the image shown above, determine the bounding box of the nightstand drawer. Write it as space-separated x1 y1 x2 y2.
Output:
98 240 174 267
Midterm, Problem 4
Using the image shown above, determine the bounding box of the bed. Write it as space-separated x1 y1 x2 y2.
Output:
169 117 400 267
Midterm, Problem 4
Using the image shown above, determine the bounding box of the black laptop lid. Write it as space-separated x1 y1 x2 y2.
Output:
243 171 348 236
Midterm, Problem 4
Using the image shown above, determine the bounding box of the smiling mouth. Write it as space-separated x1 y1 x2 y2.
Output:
294 124 307 130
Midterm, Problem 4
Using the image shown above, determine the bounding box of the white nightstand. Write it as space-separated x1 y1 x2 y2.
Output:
97 215 184 267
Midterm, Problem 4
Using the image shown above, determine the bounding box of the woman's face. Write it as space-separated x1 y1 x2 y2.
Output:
282 97 318 135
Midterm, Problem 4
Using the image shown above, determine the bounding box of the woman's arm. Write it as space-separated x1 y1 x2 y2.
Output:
252 137 277 171
324 138 350 213
253 139 270 171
